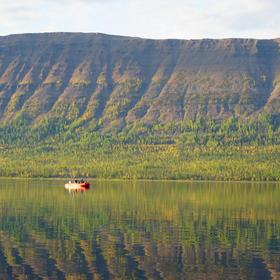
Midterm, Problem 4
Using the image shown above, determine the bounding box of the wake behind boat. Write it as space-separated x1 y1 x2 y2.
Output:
65 179 90 192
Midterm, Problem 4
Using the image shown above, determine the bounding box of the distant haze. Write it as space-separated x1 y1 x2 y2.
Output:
0 0 280 39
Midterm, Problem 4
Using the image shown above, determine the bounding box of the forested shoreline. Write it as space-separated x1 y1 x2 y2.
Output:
0 114 280 180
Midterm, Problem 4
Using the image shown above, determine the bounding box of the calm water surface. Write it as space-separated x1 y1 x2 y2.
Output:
0 179 279 279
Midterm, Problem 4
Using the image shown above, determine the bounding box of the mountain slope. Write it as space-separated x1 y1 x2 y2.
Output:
0 33 280 131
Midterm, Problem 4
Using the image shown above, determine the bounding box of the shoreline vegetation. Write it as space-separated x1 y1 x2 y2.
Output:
1 177 279 184
1 115 280 181
1 145 279 181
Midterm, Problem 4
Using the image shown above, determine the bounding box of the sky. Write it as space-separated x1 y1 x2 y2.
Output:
0 0 279 39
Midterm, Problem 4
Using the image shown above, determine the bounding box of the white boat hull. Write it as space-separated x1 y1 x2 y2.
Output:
64 182 90 191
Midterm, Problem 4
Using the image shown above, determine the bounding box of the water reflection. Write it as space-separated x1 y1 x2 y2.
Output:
0 180 279 279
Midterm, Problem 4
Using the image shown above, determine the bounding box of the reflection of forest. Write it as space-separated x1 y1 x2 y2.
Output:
0 180 279 279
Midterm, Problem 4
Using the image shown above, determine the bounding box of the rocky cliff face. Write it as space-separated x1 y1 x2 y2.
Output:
0 33 279 129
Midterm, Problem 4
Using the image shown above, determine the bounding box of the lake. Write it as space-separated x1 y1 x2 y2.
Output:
0 179 279 279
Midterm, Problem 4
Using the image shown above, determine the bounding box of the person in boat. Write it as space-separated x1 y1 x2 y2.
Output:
74 179 78 183
80 178 84 183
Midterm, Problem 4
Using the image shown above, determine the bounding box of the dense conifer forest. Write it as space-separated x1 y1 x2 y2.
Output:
1 114 279 180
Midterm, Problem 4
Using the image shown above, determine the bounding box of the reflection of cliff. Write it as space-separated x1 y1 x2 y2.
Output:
0 228 279 279
0 180 279 279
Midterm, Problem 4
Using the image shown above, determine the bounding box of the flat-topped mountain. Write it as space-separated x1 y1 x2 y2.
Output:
0 33 279 130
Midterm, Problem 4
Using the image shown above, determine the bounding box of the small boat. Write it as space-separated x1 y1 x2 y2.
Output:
65 180 90 192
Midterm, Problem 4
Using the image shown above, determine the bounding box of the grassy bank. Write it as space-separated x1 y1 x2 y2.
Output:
1 144 280 181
